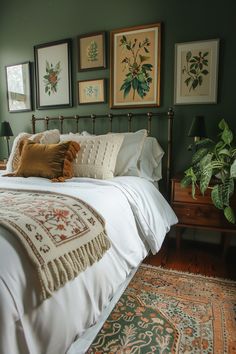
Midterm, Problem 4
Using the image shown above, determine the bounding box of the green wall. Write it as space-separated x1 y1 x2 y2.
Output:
0 0 235 174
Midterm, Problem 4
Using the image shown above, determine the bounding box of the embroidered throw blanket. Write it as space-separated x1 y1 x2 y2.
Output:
0 188 110 300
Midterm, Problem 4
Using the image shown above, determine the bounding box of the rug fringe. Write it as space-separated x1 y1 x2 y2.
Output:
141 263 236 285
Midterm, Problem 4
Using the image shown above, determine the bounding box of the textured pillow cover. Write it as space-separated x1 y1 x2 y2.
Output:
60 134 124 179
6 129 60 173
79 130 147 177
8 140 80 181
61 130 164 180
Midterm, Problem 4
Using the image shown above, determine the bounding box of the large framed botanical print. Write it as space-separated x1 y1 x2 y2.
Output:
34 38 72 109
110 23 161 109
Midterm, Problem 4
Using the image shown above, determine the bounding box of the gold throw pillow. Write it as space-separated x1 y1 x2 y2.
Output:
8 140 80 181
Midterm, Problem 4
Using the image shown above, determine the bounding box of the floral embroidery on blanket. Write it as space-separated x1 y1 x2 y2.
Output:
0 188 110 300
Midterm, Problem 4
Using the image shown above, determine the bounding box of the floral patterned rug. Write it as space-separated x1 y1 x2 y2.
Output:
87 264 236 353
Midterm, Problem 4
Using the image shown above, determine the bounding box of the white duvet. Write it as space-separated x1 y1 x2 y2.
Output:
0 175 177 354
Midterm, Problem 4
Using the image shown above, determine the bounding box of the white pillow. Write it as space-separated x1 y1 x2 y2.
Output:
6 132 31 173
60 134 124 179
63 130 163 180
114 129 147 176
38 129 60 144
60 132 81 140
139 137 164 181
6 129 60 173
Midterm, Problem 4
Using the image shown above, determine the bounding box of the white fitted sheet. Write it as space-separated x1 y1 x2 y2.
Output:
0 175 177 354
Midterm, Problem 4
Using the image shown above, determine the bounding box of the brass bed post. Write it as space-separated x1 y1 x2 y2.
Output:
108 114 113 133
32 115 36 134
127 113 133 132
59 116 64 134
75 115 79 133
167 107 174 200
45 116 49 131
147 112 152 136
91 114 96 135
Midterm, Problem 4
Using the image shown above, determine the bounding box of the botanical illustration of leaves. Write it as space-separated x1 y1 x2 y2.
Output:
183 49 209 91
119 35 154 100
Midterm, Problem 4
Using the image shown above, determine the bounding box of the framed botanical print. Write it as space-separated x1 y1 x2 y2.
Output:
5 62 32 112
78 31 106 71
78 79 105 104
110 23 161 109
174 39 220 104
34 38 72 109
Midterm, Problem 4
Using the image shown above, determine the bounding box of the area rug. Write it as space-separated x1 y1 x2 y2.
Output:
87 264 236 353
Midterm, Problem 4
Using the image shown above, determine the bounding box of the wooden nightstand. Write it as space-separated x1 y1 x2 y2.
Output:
171 174 236 258
0 160 7 170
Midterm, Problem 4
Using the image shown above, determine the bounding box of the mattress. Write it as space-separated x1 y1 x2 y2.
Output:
0 174 177 354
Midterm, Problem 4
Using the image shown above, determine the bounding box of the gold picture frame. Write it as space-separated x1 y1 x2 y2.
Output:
110 23 161 109
78 78 105 105
174 39 220 104
78 31 106 71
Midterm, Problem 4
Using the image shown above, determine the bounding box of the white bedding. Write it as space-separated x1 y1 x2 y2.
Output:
0 175 177 354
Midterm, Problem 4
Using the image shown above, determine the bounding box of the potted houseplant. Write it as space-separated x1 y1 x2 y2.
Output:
181 119 236 224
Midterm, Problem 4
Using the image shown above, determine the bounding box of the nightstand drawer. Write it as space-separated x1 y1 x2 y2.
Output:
172 181 212 204
173 203 235 230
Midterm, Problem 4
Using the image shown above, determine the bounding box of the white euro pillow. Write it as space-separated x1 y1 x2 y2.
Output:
139 137 164 181
114 129 147 176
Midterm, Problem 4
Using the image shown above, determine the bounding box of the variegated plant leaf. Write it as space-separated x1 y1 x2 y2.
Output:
200 164 212 194
224 206 235 224
230 159 236 178
211 185 224 209
192 148 208 165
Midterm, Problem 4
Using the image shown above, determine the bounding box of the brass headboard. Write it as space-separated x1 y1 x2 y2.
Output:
32 108 174 199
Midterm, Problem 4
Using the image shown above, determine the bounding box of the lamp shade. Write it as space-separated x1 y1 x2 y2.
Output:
0 121 13 137
188 116 206 138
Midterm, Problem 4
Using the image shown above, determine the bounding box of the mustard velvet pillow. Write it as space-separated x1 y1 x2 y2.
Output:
10 140 80 181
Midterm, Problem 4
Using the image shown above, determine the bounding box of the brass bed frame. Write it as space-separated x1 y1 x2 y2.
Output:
32 107 174 199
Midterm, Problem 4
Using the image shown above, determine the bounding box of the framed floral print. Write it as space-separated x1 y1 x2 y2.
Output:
34 38 72 109
5 62 32 112
174 39 220 104
78 31 106 71
110 23 161 109
78 79 105 104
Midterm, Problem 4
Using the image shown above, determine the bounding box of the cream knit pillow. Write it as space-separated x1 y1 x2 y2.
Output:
60 134 124 179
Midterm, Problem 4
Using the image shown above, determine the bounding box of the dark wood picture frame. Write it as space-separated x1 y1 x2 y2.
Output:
34 38 72 109
5 61 32 112
77 31 106 71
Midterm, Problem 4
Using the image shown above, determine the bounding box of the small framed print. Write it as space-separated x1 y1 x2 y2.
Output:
78 78 105 104
78 31 106 71
34 38 72 109
174 39 219 104
5 61 32 112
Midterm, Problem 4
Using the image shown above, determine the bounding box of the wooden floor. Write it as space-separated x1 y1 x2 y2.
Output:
144 237 236 281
